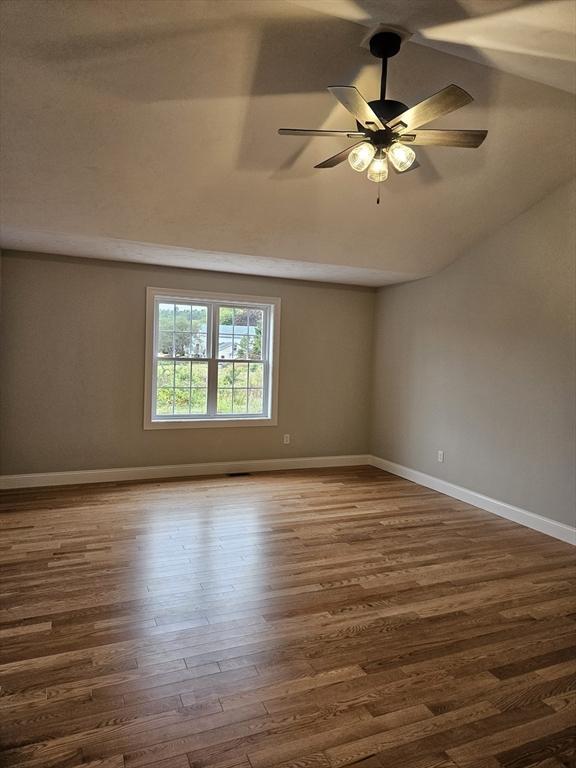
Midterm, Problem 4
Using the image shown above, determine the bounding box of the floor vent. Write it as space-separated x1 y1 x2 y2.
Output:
226 472 253 477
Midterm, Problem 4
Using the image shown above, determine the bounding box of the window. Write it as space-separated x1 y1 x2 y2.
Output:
144 288 280 428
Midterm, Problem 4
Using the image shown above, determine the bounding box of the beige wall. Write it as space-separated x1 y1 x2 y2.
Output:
371 179 576 527
1 183 574 531
0 253 375 474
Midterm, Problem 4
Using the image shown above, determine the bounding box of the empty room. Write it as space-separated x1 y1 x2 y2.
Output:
0 1 575 766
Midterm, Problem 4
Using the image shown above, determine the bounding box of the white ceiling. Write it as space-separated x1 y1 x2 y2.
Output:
293 0 576 93
1 0 574 286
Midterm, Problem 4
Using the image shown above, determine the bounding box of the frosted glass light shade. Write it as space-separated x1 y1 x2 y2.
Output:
347 142 376 172
367 153 388 183
388 141 416 172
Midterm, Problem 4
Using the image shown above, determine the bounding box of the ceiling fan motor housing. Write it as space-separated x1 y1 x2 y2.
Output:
355 100 408 135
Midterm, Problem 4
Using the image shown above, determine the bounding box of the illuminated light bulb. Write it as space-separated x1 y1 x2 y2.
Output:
367 151 388 183
347 142 376 172
388 141 416 172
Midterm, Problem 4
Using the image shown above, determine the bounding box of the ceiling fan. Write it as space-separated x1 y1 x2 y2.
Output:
278 29 487 203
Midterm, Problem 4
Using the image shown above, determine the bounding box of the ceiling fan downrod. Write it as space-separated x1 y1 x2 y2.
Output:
369 31 403 100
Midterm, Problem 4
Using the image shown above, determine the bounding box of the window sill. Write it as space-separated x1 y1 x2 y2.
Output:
144 416 278 430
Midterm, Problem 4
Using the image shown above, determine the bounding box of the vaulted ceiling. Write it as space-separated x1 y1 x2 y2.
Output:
1 0 574 285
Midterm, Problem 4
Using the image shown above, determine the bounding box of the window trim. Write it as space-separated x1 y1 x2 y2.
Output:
144 287 280 430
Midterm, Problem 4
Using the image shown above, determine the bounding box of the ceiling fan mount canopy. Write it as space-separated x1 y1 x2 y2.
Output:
368 31 403 60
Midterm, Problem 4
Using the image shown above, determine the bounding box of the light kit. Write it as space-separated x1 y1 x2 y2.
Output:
367 150 388 183
347 141 376 172
388 141 417 172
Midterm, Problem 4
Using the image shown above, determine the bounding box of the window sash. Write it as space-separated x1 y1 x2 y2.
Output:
152 297 273 421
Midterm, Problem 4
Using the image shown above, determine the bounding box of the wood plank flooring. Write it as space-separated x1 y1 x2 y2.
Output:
0 466 574 768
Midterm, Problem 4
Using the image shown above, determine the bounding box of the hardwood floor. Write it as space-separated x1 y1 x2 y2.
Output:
0 466 574 768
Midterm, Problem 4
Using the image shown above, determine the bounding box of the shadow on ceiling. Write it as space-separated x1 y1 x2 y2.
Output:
21 0 546 184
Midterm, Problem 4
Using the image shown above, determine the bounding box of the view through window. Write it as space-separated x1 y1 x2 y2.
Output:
146 289 279 426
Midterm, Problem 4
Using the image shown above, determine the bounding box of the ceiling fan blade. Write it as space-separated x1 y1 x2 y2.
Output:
400 129 487 148
278 128 367 138
388 85 473 133
328 86 385 131
314 141 365 169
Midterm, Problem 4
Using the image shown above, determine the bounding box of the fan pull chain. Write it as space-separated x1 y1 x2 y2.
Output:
377 181 381 205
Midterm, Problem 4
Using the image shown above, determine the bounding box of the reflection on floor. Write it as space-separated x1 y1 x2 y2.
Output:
0 466 574 768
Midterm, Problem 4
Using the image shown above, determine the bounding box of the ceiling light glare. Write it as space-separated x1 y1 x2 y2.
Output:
347 142 376 172
388 141 416 172
367 152 388 182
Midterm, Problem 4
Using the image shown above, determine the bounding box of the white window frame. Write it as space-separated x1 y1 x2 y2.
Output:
144 287 280 429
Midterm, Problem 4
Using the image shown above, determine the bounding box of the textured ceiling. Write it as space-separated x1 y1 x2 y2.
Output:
0 0 574 285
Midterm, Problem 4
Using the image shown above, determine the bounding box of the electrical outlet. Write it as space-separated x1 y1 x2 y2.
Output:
283 434 291 445
437 449 444 463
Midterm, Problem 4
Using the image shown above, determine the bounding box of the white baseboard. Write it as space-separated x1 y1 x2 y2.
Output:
0 454 373 490
370 456 575 546
2 453 572 546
